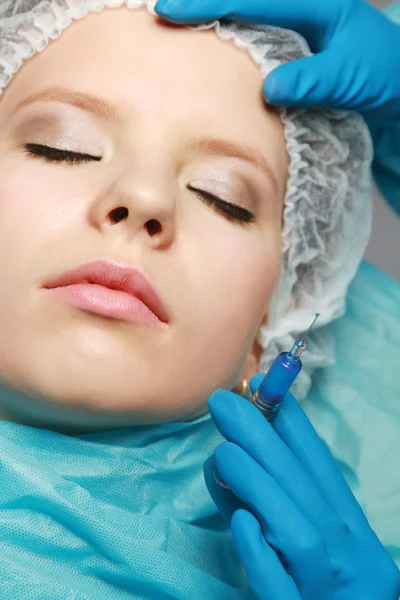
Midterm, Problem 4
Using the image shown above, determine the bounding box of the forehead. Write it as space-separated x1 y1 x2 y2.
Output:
1 7 287 179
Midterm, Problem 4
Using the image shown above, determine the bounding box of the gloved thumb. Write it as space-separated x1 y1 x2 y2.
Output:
264 51 342 109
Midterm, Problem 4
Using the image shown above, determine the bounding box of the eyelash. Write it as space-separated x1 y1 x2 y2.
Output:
188 186 255 225
23 144 256 225
23 143 101 164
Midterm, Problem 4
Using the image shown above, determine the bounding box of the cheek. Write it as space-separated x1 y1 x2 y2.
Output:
0 167 50 285
173 217 282 393
220 233 279 301
0 162 92 335
186 216 282 342
0 162 91 279
0 162 83 238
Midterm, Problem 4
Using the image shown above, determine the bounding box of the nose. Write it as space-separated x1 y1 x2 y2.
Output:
89 160 177 249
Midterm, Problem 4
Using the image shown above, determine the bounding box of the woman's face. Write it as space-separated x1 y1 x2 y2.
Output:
0 8 287 432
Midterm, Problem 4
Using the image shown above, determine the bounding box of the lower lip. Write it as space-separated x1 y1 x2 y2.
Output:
47 283 161 325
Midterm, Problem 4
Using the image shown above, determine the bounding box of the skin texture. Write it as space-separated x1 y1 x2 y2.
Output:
0 7 287 433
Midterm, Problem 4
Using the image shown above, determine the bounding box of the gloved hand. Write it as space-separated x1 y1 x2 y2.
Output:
155 0 400 118
203 374 400 600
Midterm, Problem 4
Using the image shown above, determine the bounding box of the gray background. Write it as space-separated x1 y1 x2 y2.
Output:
365 0 399 280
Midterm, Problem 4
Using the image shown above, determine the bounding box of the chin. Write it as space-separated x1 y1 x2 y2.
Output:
0 348 212 432
0 323 216 429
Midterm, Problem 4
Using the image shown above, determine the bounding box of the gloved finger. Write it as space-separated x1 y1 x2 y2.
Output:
248 376 364 526
216 442 332 589
203 455 248 524
231 510 301 600
154 0 333 39
263 50 364 111
208 389 340 539
271 391 368 528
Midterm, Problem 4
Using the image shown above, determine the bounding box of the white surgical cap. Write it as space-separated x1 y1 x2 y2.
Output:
0 0 373 398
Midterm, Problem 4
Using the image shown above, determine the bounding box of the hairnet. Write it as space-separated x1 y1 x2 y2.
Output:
0 0 373 398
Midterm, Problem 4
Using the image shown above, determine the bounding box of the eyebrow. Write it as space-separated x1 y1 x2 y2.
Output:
14 86 128 126
15 87 278 190
186 137 278 192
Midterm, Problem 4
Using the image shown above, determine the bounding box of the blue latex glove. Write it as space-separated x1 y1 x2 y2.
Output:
203 374 400 600
155 0 400 118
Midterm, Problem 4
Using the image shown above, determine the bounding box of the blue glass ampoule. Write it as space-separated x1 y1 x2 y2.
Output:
252 339 306 421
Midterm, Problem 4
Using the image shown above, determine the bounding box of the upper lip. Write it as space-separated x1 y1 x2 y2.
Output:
44 259 170 323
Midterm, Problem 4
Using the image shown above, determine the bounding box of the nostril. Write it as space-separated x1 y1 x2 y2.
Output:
109 206 129 224
146 219 162 237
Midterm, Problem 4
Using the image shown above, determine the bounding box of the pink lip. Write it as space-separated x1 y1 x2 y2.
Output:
43 259 170 325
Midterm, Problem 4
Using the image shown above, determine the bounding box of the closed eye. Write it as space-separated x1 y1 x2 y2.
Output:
22 146 256 224
23 143 102 164
188 185 255 225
